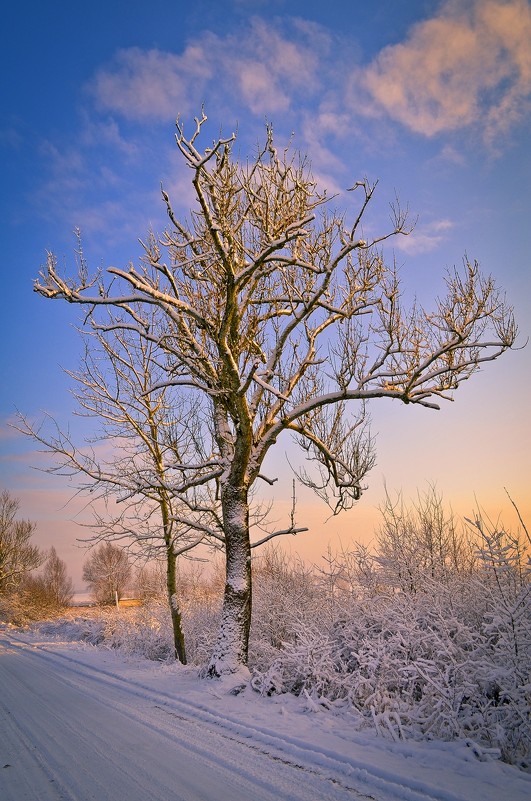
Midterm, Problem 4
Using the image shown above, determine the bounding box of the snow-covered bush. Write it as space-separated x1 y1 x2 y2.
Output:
36 615 107 645
23 491 529 768
102 603 175 661
467 517 531 765
250 547 324 668
180 595 221 666
251 499 530 768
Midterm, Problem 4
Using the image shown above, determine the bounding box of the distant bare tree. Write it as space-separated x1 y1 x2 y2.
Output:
34 113 516 676
0 489 43 594
41 546 74 607
83 542 132 605
23 546 74 613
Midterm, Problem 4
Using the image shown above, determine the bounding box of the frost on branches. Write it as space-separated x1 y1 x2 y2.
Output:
34 112 516 676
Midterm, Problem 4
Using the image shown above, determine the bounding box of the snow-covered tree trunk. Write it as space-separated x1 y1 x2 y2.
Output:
207 483 252 677
162 507 187 665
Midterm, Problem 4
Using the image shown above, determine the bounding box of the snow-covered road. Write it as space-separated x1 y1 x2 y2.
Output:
0 632 367 801
1 629 530 801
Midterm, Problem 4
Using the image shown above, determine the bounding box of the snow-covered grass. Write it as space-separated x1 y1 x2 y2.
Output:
14 498 528 778
30 521 531 773
4 621 531 801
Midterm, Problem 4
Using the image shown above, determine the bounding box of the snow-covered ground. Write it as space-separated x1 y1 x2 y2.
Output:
1 626 530 801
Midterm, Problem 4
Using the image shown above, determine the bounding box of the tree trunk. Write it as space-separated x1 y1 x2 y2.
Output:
207 482 252 677
166 546 187 664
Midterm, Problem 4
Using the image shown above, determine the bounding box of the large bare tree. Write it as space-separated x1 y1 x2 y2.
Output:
34 113 516 676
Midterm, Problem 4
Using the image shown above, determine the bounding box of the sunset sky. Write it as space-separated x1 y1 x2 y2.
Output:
1 0 530 590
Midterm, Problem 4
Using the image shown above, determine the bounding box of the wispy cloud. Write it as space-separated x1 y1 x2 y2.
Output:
0 126 23 149
86 3 531 160
90 45 212 120
34 133 166 250
79 113 139 157
395 219 455 255
355 0 531 144
88 18 328 122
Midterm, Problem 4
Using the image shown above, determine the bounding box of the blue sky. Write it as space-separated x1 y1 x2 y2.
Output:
1 0 530 588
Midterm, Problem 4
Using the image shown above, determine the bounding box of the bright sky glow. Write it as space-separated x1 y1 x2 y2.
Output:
1 0 530 589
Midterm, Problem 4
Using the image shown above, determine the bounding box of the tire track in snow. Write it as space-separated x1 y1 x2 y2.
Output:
1 633 374 801
4 633 473 801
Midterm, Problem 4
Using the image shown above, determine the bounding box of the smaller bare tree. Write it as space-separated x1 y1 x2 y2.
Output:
83 542 132 605
17 311 221 664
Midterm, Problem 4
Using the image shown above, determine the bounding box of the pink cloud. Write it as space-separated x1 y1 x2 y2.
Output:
396 219 455 255
354 0 531 143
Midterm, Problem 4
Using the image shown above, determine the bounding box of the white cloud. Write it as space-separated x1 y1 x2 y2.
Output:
236 60 291 114
436 144 467 166
88 19 328 122
395 219 455 255
353 0 531 143
226 18 323 114
90 45 212 120
298 109 354 194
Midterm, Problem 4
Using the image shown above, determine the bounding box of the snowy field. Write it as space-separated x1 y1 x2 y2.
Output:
1 625 530 801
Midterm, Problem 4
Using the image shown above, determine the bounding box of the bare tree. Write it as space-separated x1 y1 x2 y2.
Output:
0 489 43 594
34 113 516 676
17 314 219 663
83 541 132 605
41 546 74 607
23 546 74 613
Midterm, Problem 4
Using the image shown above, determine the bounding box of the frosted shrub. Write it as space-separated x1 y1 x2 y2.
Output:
181 598 221 665
103 603 174 661
100 596 221 665
250 547 324 669
174 560 223 665
251 504 530 767
252 588 485 741
36 615 107 646
468 517 531 765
